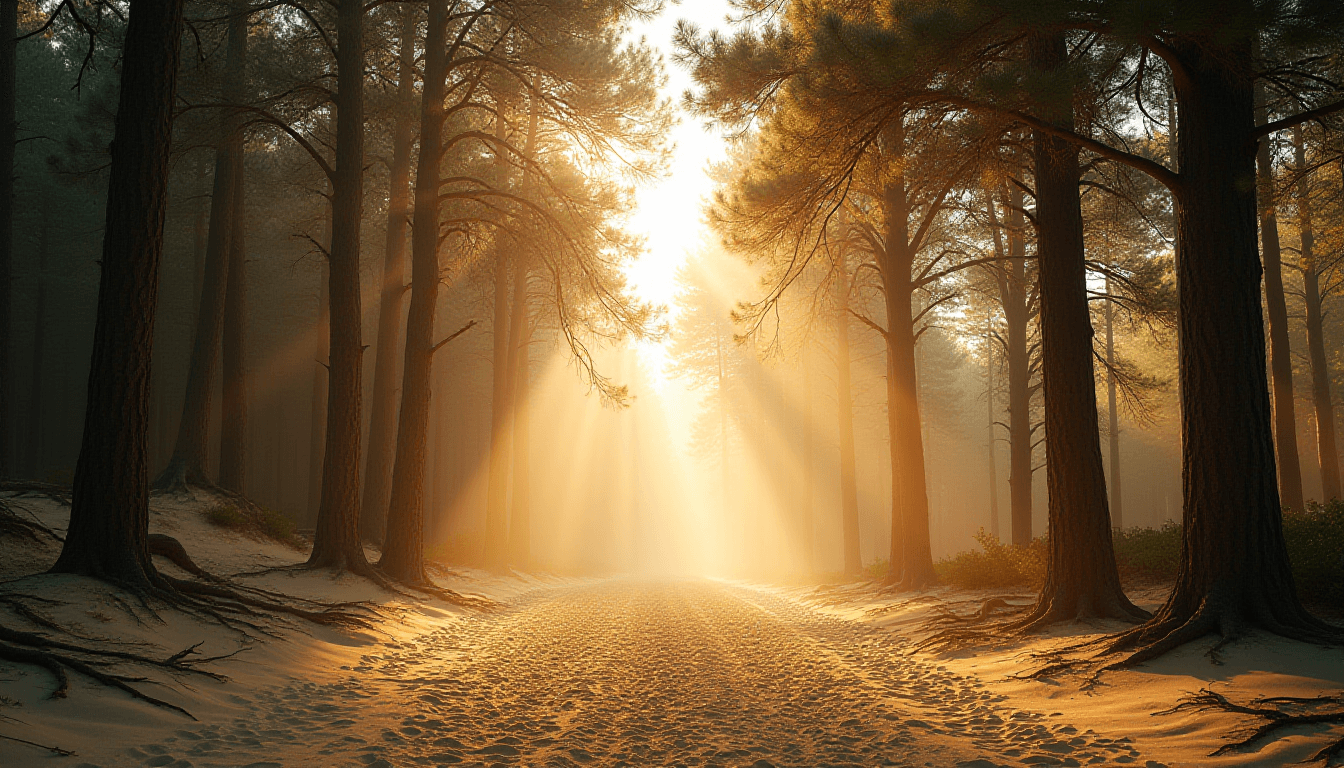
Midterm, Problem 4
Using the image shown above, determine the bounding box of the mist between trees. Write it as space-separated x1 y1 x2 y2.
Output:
5 0 1344 662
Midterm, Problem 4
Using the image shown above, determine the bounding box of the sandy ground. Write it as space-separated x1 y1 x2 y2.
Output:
1 496 1341 767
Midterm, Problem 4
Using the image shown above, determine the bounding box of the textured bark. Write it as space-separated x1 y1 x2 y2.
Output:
482 101 513 570
26 213 49 477
1104 279 1122 529
308 0 370 572
1109 33 1336 663
50 0 185 583
880 143 936 589
0 0 13 477
1023 32 1142 624
833 254 861 576
1256 86 1304 512
379 0 447 583
218 151 248 493
1294 127 1340 502
360 9 416 544
306 260 329 524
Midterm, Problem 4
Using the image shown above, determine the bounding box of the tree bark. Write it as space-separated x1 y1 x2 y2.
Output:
995 180 1035 547
0 0 14 478
985 313 1000 539
1256 85 1304 511
26 212 49 477
308 0 370 572
379 0 447 583
881 192 936 587
50 0 186 584
1293 127 1340 502
482 100 514 570
833 251 861 576
155 9 248 491
360 8 417 544
1104 278 1122 529
306 260 329 525
1022 32 1142 624
218 144 248 493
1108 33 1337 662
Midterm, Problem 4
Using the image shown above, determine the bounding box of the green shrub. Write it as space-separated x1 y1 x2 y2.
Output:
205 505 249 529
204 504 298 546
864 558 889 581
1284 499 1344 607
935 530 1046 589
1113 522 1182 582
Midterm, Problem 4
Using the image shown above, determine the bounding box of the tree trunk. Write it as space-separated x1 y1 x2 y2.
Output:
1109 34 1336 663
0 0 13 477
1256 86 1304 511
360 8 416 544
986 314 1000 539
50 0 186 584
1022 32 1142 624
155 126 237 489
833 255 861 576
880 137 936 589
482 101 513 570
801 346 814 573
308 0 370 572
218 146 248 493
506 264 532 569
1000 182 1034 547
306 260 329 525
1104 278 1122 529
379 0 447 584
1294 127 1340 502
26 212 49 477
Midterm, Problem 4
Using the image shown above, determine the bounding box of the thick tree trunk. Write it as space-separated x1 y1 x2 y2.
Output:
50 0 185 584
0 0 13 477
308 0 369 572
306 260 329 524
360 8 416 544
26 213 48 477
379 0 447 584
1294 127 1340 502
833 258 861 576
1104 279 1122 529
1256 86 1304 511
218 153 248 493
1109 35 1337 663
1021 32 1142 625
881 152 936 590
0 0 12 478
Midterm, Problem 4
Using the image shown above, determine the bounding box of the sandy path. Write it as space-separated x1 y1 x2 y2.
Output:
118 579 1156 768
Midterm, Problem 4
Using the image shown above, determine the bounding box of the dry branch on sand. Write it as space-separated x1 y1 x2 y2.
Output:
1156 688 1344 764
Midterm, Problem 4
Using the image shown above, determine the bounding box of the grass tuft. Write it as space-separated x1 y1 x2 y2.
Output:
204 504 299 547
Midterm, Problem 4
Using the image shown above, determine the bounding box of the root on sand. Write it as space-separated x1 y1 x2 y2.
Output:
1156 688 1344 764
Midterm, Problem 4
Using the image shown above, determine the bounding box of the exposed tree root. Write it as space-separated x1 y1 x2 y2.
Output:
0 497 63 542
149 534 225 582
1155 688 1344 762
0 480 74 507
0 731 76 756
397 579 499 612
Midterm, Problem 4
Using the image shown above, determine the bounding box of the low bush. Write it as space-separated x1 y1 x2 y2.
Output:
1284 499 1344 607
934 530 1046 590
1113 522 1182 583
204 504 298 547
929 504 1341 608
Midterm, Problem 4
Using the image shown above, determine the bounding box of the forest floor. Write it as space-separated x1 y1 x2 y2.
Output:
0 497 1341 767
